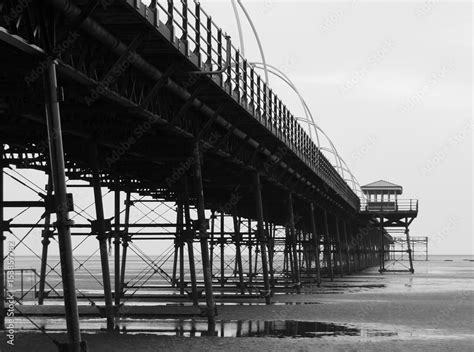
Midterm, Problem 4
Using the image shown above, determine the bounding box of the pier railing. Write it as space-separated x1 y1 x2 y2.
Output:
360 199 419 213
146 0 359 209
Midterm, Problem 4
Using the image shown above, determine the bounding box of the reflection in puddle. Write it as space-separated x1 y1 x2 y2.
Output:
19 318 398 338
111 319 397 338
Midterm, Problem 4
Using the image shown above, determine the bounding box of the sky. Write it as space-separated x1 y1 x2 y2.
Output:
193 0 473 255
3 0 472 256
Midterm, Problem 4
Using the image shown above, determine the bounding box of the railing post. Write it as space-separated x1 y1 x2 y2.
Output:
256 75 261 118
249 65 255 109
167 0 175 39
263 84 268 126
194 2 201 60
181 0 188 54
242 59 248 104
234 50 240 101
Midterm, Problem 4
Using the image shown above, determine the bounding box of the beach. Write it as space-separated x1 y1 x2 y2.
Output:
2 255 473 351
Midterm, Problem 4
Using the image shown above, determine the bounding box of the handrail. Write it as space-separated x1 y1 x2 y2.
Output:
360 199 419 213
143 0 360 208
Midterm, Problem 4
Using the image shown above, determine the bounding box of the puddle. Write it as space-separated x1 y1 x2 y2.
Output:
108 319 397 338
18 318 398 338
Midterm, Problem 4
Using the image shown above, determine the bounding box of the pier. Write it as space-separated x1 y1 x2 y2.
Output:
0 1 419 350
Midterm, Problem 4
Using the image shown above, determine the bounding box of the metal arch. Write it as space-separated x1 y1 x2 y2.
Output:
250 63 364 198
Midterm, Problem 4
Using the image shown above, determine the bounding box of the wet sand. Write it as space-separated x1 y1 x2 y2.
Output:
2 257 474 351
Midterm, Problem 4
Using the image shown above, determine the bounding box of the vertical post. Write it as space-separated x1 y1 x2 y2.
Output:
405 225 415 273
266 221 275 286
120 191 131 296
38 175 53 305
210 210 215 270
342 221 351 274
172 239 178 286
176 201 185 296
220 213 225 291
253 173 271 304
248 218 252 285
287 192 301 291
379 216 385 273
183 180 198 306
323 210 333 281
425 237 429 261
309 203 321 286
334 218 344 278
90 145 115 331
0 142 4 329
232 212 245 294
114 188 121 307
192 127 216 331
44 61 83 350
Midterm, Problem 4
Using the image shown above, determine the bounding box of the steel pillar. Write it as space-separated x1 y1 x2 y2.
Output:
192 133 216 331
323 210 333 281
253 173 271 304
38 176 53 305
90 145 115 331
309 203 321 286
120 191 131 296
220 213 225 291
405 226 415 273
287 192 301 291
183 183 198 306
248 218 252 285
0 142 4 330
44 61 84 351
379 216 385 272
266 221 275 287
232 213 245 294
334 218 344 278
342 221 351 274
114 188 121 306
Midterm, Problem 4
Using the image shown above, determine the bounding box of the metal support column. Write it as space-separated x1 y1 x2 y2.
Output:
253 173 271 304
379 216 385 272
334 218 344 278
0 142 4 329
120 191 131 296
192 131 216 331
90 145 115 331
183 182 198 306
232 212 245 294
323 210 333 281
44 61 84 351
220 213 225 291
405 225 415 273
342 221 351 274
114 188 121 307
309 203 321 286
287 192 301 291
38 176 53 305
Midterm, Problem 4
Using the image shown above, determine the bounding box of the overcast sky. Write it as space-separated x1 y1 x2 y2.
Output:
194 0 473 255
4 1 472 257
